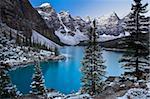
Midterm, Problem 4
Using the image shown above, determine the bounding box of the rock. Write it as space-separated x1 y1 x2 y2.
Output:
139 82 147 88
20 95 46 99
94 87 117 99
0 0 62 45
116 90 128 97
106 76 116 82
124 80 133 89
112 83 120 92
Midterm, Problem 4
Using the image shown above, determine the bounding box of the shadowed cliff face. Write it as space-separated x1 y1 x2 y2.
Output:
0 0 62 45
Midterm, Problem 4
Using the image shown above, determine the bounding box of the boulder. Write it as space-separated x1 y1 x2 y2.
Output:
124 80 133 89
94 87 117 99
139 82 147 88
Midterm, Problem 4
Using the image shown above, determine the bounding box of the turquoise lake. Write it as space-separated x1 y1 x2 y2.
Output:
9 46 124 94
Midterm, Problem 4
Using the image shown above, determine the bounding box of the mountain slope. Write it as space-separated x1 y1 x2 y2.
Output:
96 12 125 36
36 3 127 45
0 0 62 46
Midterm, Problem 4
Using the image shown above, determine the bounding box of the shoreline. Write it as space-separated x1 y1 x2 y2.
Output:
103 48 127 52
8 47 126 71
9 55 66 71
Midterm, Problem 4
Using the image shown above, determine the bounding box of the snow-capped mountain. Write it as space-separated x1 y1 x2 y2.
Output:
36 3 127 45
0 0 62 46
36 3 89 45
36 3 90 33
36 3 61 30
96 12 125 36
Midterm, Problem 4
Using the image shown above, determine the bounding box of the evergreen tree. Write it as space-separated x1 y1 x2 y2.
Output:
81 20 106 96
3 30 6 37
0 62 22 98
25 36 29 46
16 33 21 45
30 61 47 97
29 36 32 47
9 29 13 40
120 0 149 80
54 47 59 56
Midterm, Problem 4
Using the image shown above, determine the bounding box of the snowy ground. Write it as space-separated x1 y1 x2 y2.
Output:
55 30 88 45
55 14 88 45
32 30 61 48
47 92 92 99
0 24 64 69
117 81 150 99
0 35 58 68
118 88 149 99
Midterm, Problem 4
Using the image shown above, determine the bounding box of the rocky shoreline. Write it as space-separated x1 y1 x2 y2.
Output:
103 48 127 52
9 54 66 70
19 79 150 99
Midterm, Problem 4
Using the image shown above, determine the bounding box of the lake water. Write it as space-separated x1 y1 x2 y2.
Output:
9 46 124 94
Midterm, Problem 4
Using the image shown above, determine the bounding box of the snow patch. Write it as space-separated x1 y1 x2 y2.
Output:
118 88 149 99
98 33 126 42
40 3 51 8
57 13 70 33
55 29 88 45
31 30 61 48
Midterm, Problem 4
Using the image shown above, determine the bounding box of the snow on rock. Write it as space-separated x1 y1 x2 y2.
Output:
98 33 126 42
40 50 54 56
47 92 64 99
32 30 61 48
118 88 149 99
0 30 63 68
55 29 88 45
36 4 128 45
47 92 92 99
0 23 24 38
39 3 51 8
56 13 88 45
57 13 70 33
147 81 150 97
65 93 92 99
55 31 79 45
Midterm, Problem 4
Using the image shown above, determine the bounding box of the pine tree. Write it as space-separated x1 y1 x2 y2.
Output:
81 20 106 96
9 29 13 40
30 61 47 97
120 0 149 81
0 62 22 98
3 30 6 37
54 47 59 56
16 33 21 45
25 34 29 46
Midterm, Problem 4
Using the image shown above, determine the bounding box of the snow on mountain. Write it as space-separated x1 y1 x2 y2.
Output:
55 28 88 45
96 12 125 36
0 23 25 39
31 30 61 48
58 11 77 32
39 3 51 8
36 3 61 30
0 28 54 67
36 4 89 45
36 3 127 45
98 33 125 42
96 12 119 26
57 13 70 33
118 88 149 99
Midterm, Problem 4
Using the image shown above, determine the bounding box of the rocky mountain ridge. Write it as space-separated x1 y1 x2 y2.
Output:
0 0 62 46
36 3 128 45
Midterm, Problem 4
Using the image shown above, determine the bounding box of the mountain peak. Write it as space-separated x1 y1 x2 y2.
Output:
59 11 70 17
40 3 51 8
110 12 120 20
